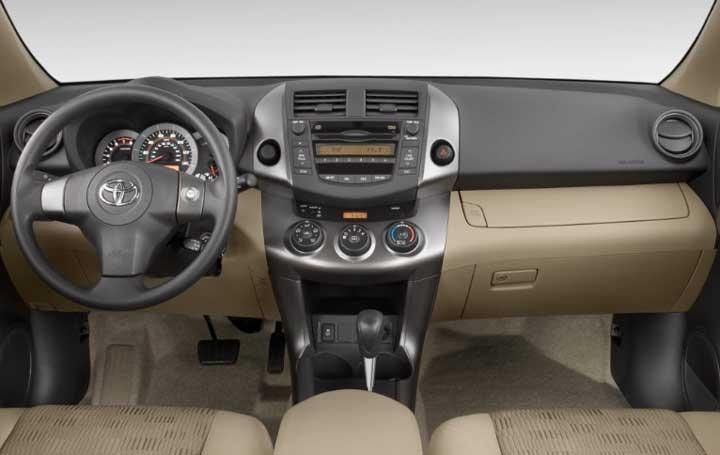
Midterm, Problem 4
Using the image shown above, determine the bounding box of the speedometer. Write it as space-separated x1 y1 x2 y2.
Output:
133 123 198 175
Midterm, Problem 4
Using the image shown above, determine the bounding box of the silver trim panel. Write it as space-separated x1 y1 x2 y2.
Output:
252 84 291 185
421 84 460 187
40 176 67 216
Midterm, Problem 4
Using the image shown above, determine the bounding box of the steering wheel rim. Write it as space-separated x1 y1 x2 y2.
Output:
10 84 238 310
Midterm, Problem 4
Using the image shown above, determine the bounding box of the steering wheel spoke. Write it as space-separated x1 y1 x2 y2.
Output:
177 174 229 222
89 275 147 302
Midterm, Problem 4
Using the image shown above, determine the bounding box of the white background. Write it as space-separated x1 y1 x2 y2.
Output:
4 0 714 83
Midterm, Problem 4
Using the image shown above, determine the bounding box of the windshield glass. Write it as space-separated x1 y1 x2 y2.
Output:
3 0 714 83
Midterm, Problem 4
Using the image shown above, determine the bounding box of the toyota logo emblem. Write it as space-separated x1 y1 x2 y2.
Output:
99 179 140 207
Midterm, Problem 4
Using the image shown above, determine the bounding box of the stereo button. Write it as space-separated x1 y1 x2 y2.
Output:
405 121 421 136
291 120 306 136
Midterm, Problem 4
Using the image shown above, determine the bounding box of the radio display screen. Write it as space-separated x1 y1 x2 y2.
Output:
315 143 396 157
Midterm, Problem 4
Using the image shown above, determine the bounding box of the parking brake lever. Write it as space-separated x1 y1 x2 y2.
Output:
357 309 384 392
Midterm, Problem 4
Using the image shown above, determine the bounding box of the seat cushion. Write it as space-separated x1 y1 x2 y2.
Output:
430 408 720 455
0 405 272 455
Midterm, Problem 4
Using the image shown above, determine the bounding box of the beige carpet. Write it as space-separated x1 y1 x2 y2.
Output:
86 312 292 439
86 312 627 441
419 315 628 434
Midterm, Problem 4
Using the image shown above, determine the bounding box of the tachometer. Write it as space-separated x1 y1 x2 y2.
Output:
133 123 197 175
94 129 138 165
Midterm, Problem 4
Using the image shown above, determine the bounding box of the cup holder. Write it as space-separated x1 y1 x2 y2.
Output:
371 351 413 380
313 352 353 380
312 350 412 381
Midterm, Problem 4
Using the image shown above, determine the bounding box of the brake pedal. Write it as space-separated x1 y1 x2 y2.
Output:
267 322 285 374
197 315 239 365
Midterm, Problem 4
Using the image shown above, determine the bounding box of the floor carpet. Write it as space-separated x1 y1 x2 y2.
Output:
86 313 628 441
419 316 628 434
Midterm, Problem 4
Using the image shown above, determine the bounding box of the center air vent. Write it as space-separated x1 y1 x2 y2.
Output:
365 90 419 116
652 110 703 161
293 90 347 116
13 109 62 157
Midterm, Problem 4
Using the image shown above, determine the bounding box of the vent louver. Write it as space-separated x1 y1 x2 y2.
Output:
652 110 703 161
13 110 62 157
365 90 419 116
293 90 347 116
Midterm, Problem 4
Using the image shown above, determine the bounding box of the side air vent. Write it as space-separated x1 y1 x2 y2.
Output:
293 90 347 116
652 110 703 161
13 110 62 157
365 90 419 116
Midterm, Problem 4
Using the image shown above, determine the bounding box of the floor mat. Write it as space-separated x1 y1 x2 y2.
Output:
419 316 628 434
87 313 627 440
87 312 292 439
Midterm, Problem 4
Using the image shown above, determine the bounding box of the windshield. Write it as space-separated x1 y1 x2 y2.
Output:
3 0 714 83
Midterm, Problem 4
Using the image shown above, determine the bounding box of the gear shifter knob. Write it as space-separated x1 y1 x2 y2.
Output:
357 309 384 391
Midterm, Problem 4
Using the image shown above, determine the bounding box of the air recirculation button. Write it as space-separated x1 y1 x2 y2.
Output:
386 221 419 253
289 220 324 253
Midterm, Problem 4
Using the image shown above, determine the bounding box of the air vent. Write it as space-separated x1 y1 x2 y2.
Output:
365 90 419 116
652 110 703 161
13 110 62 157
293 90 347 116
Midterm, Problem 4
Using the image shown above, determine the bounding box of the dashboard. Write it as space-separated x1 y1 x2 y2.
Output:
0 76 717 323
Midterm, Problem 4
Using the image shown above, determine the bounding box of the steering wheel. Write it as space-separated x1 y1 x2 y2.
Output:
10 85 238 310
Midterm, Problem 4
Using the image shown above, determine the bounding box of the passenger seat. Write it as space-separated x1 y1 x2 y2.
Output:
429 408 720 455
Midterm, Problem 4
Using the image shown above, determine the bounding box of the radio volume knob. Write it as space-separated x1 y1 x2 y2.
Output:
386 221 419 253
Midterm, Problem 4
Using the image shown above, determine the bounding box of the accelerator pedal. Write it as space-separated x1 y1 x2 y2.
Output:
267 322 285 374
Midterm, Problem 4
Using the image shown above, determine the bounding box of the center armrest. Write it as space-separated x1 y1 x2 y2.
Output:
274 390 423 455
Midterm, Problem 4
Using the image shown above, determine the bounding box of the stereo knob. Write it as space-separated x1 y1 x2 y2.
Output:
339 224 371 257
257 140 281 166
289 220 324 253
431 141 455 166
386 221 419 253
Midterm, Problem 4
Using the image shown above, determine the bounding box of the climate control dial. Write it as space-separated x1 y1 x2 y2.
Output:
386 221 420 253
338 224 371 257
289 220 324 253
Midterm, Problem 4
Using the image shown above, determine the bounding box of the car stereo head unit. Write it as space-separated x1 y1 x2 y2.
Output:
290 119 423 185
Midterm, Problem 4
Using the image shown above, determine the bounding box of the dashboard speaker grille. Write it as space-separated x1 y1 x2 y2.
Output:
293 90 347 116
365 90 419 116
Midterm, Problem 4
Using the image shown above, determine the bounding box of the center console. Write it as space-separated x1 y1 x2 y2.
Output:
252 79 459 408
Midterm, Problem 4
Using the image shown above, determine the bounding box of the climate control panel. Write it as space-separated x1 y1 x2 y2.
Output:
285 219 422 260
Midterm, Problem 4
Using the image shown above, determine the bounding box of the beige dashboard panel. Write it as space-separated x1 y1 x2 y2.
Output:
0 189 279 319
439 183 716 320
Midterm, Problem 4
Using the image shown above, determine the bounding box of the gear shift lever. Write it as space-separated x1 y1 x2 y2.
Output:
357 309 384 392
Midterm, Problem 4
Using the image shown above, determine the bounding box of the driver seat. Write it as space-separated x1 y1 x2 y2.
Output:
0 405 272 455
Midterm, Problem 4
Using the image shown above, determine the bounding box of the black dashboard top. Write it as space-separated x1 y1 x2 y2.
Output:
1 76 718 205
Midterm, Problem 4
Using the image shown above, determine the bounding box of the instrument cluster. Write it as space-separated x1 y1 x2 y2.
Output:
94 122 220 180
